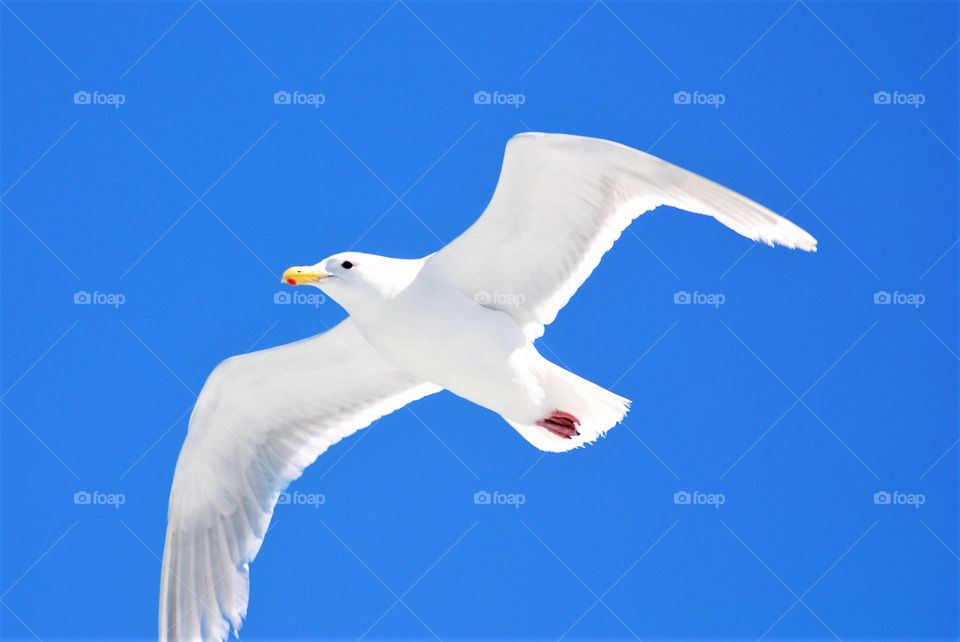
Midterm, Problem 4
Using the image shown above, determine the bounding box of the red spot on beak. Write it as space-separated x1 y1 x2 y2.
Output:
286 278 297 286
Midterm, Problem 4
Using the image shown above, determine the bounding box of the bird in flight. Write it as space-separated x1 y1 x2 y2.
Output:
159 133 816 641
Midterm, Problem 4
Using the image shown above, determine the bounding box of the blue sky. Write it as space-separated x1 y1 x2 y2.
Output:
2 1 957 640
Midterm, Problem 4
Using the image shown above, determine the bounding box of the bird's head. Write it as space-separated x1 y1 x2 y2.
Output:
282 252 421 314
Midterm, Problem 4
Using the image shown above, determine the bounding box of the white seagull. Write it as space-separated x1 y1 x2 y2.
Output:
159 133 816 641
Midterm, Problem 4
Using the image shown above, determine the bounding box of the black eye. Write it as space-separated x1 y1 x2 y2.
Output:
340 260 353 270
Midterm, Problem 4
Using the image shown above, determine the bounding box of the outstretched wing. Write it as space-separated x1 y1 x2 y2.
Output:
425 132 817 339
159 320 439 641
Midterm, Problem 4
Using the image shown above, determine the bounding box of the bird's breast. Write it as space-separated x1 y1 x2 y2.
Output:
352 279 527 387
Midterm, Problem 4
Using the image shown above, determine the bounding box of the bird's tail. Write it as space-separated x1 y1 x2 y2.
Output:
507 363 631 453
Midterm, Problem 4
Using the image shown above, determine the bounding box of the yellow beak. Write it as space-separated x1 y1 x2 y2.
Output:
282 266 330 286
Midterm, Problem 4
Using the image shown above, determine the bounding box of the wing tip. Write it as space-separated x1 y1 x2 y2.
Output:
776 226 818 253
768 233 818 253
752 215 817 253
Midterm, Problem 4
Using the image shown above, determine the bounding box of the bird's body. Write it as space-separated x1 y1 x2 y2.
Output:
347 263 628 450
159 133 817 641
355 264 531 413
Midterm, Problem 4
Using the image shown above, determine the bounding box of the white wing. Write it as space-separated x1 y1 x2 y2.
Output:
159 320 439 641
425 132 817 339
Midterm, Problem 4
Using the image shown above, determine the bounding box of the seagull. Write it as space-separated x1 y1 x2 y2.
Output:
159 132 816 641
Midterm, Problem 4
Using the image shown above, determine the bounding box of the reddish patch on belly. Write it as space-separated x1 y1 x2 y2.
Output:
536 410 581 439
